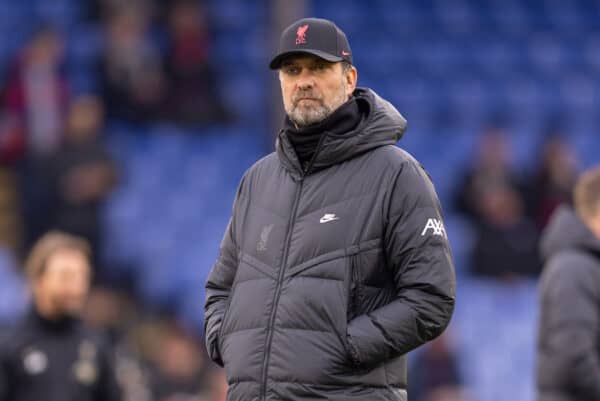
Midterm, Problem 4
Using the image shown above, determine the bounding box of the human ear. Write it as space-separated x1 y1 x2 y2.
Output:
345 66 357 97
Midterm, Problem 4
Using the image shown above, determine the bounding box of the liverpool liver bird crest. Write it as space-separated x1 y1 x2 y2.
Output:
296 24 309 45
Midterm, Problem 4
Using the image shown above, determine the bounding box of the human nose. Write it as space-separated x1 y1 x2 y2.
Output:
295 69 315 90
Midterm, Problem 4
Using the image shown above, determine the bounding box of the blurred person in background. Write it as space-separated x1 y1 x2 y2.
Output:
164 0 231 126
454 126 540 279
86 0 154 22
33 94 118 268
2 27 68 158
205 17 455 401
454 125 524 221
149 322 211 401
0 231 122 401
84 287 154 401
0 168 24 255
84 286 134 347
201 369 228 401
524 132 579 230
409 332 468 401
0 111 27 166
537 165 600 401
470 184 540 279
100 4 168 123
2 28 68 254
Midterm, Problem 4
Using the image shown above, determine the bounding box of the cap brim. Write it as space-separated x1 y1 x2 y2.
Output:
269 49 344 69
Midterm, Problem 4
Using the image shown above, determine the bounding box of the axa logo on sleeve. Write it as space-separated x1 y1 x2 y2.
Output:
421 218 446 238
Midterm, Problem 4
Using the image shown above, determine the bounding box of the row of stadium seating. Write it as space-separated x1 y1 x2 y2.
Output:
0 0 598 400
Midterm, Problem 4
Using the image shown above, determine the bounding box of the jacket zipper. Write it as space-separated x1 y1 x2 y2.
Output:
259 133 325 399
259 178 303 401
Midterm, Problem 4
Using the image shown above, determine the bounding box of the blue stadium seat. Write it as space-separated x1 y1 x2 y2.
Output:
207 0 265 31
33 0 81 30
66 24 103 67
452 279 538 401
444 214 476 275
487 1 531 33
0 248 28 324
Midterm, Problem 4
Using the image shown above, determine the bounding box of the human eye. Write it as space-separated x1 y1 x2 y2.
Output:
313 62 329 71
282 65 300 75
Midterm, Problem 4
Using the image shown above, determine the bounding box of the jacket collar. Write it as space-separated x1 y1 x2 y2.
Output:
276 87 407 179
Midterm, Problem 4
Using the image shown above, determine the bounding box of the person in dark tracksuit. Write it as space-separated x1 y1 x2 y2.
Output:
204 18 456 401
0 231 122 401
537 166 600 401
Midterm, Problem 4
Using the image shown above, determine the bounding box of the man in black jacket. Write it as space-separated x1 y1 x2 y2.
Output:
204 17 456 401
537 166 600 401
0 231 122 401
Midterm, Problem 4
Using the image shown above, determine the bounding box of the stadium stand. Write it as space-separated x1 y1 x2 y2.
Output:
0 1 598 400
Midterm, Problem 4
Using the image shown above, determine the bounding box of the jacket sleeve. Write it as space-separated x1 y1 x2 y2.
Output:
204 175 246 367
538 255 600 399
346 160 456 368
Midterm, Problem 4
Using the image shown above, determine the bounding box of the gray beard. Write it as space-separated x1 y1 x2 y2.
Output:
288 101 333 127
286 85 348 127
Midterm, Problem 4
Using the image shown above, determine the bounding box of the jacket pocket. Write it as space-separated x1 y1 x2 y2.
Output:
347 253 362 322
217 280 238 356
217 301 231 355
217 252 244 355
339 253 364 369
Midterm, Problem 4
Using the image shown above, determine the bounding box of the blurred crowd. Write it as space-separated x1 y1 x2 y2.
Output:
0 1 232 400
454 122 578 280
0 0 233 252
0 0 589 400
83 286 227 401
96 0 229 124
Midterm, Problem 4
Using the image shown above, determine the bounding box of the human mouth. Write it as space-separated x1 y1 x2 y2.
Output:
295 98 320 105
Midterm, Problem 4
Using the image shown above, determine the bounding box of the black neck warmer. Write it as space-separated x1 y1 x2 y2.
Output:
283 97 362 166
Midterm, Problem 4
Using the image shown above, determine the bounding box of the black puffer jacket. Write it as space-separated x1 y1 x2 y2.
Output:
204 88 456 401
537 206 600 401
